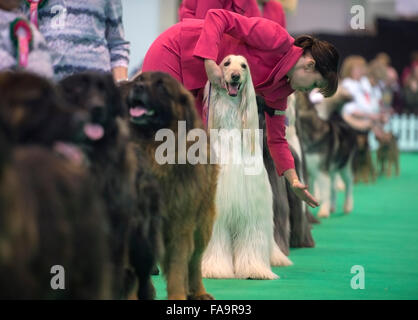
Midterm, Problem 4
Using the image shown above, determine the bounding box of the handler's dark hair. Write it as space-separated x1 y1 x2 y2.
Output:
294 35 339 97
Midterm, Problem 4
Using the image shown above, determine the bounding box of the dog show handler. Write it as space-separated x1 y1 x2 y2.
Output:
20 0 130 82
178 0 286 28
142 9 339 208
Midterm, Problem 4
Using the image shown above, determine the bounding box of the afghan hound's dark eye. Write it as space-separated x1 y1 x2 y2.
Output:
224 61 231 67
241 64 247 69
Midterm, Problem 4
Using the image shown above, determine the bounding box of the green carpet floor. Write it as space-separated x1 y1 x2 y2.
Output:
152 153 418 300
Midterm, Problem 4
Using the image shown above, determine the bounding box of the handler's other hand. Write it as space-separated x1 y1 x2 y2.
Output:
291 180 319 208
204 59 226 89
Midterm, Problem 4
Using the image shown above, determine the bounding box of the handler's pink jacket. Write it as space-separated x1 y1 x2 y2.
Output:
142 9 302 175
262 1 286 28
178 0 286 28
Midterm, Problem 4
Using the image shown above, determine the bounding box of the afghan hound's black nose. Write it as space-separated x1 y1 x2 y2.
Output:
231 73 240 82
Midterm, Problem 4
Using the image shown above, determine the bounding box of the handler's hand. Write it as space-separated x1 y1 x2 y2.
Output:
204 59 226 89
291 180 319 208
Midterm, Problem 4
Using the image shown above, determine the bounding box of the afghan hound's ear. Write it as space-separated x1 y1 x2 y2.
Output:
240 63 259 131
239 63 260 156
203 81 212 130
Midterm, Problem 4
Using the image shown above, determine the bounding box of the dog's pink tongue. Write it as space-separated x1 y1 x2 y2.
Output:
130 107 147 118
228 84 239 96
84 123 104 141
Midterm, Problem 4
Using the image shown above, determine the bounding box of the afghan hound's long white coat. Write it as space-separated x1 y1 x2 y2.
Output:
202 55 292 280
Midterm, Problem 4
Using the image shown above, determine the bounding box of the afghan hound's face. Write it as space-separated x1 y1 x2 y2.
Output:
220 55 250 97
123 72 196 136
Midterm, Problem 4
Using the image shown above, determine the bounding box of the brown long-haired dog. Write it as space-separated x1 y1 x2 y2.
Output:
0 72 80 146
257 97 315 253
377 133 400 177
287 146 316 248
257 100 290 255
59 73 163 300
0 145 111 299
121 72 218 300
353 133 376 184
0 72 111 299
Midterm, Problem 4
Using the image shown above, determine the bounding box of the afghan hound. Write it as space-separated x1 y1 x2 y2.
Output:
202 55 292 280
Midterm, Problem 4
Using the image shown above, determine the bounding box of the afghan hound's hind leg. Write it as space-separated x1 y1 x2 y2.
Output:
270 240 293 267
233 224 279 280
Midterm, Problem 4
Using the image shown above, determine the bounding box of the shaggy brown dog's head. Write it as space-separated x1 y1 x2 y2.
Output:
121 72 198 138
0 72 80 146
59 72 125 147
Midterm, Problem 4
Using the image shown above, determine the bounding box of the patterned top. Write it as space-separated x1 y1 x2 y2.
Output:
21 0 130 80
0 9 53 78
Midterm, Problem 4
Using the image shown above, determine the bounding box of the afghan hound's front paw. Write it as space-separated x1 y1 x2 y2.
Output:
188 293 215 300
234 262 279 280
271 256 293 267
270 245 293 267
202 256 235 279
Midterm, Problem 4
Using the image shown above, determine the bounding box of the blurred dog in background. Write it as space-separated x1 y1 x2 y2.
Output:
377 133 400 177
59 73 163 300
295 90 357 218
0 72 111 299
258 95 316 254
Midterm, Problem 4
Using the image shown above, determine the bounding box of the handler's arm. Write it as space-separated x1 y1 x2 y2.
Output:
193 9 292 61
106 0 130 82
265 111 319 208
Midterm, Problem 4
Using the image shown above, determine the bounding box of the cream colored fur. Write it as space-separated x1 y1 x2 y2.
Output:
202 55 292 280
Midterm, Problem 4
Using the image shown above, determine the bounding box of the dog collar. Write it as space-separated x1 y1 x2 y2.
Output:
10 18 33 68
24 0 48 27
273 110 286 116
263 104 286 117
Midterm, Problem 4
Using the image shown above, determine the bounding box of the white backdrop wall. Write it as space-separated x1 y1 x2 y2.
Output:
121 0 177 75
286 0 398 35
